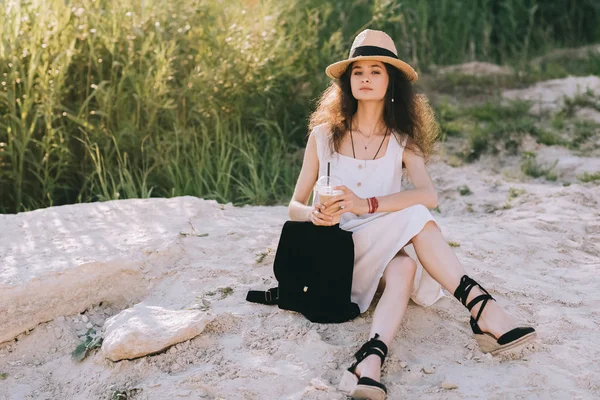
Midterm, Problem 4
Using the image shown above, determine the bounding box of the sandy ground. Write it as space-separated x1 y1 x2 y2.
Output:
1 147 599 399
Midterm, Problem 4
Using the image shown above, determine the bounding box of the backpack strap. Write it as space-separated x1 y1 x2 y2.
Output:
246 287 279 305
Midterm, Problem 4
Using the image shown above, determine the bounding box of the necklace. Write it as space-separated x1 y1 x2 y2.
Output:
353 128 386 151
350 128 388 161
349 116 388 162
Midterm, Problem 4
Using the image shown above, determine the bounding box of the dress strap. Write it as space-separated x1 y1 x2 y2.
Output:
401 133 409 147
312 124 332 162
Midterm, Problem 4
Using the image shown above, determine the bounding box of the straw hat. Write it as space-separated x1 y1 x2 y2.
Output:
325 29 418 82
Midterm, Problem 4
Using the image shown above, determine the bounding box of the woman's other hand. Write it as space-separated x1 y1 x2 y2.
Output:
311 202 340 226
321 185 369 216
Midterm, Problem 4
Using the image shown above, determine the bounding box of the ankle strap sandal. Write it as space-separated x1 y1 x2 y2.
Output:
338 333 388 400
454 275 536 355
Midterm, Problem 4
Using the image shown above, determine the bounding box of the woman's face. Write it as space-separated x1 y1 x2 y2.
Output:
349 60 389 102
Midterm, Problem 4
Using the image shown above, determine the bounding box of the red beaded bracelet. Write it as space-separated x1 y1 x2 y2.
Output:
367 197 379 214
370 197 379 213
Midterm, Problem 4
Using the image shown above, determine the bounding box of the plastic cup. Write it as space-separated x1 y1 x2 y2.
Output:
315 175 344 211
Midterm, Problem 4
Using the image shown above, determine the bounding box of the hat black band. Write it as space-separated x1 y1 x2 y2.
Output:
351 45 398 59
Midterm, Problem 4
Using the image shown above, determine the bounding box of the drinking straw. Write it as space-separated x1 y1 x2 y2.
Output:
327 162 330 186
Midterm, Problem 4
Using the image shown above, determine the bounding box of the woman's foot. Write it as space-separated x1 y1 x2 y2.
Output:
353 353 382 382
465 286 520 339
339 333 388 399
454 275 536 354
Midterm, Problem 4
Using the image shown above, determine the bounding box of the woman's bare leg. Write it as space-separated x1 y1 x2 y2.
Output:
354 250 416 381
410 221 519 338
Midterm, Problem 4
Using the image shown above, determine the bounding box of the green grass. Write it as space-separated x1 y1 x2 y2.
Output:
570 120 600 150
508 187 526 198
442 99 538 162
2 0 600 213
438 90 599 162
521 152 558 180
458 185 472 196
561 91 600 118
577 171 600 182
111 388 141 400
71 328 103 362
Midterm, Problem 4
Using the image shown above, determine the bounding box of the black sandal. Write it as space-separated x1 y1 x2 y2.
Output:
338 333 388 400
454 275 536 355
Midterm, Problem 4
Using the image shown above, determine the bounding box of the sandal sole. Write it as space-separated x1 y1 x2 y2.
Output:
350 385 387 400
338 370 358 394
475 331 537 355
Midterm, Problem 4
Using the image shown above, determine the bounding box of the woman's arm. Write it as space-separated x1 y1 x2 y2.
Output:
376 145 438 212
288 130 319 221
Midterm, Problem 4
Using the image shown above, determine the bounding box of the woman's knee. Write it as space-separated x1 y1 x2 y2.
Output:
410 220 439 244
383 254 417 285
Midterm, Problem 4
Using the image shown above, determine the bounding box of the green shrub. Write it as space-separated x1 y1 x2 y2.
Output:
2 0 600 212
520 152 558 180
577 171 600 182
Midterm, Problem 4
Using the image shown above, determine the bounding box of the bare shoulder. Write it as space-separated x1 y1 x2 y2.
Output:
401 136 422 161
311 122 329 139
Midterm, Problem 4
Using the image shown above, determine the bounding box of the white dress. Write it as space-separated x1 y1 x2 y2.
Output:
311 123 445 313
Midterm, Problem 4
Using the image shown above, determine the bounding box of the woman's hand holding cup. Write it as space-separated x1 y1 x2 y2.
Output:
321 185 364 217
310 202 340 226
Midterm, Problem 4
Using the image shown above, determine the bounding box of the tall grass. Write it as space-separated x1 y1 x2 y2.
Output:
1 0 599 213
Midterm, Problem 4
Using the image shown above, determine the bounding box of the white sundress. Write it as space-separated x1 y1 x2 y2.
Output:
311 123 445 313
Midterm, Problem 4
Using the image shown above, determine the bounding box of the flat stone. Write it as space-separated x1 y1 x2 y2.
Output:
437 61 514 77
310 378 329 391
53 328 62 339
101 302 215 361
503 76 600 114
0 198 226 344
441 381 458 390
422 367 435 374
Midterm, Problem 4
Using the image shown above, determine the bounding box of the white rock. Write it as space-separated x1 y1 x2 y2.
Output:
81 315 89 323
85 322 93 329
310 378 329 391
576 107 600 124
503 76 600 114
437 61 513 77
422 367 435 374
400 361 408 369
101 302 215 361
54 328 62 339
441 381 458 390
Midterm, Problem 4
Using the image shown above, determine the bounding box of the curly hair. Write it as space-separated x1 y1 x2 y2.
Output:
307 62 440 165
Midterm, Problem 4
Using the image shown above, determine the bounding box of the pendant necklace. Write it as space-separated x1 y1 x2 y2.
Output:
350 119 389 168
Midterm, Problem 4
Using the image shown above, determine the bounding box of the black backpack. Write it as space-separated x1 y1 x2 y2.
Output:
246 221 360 323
